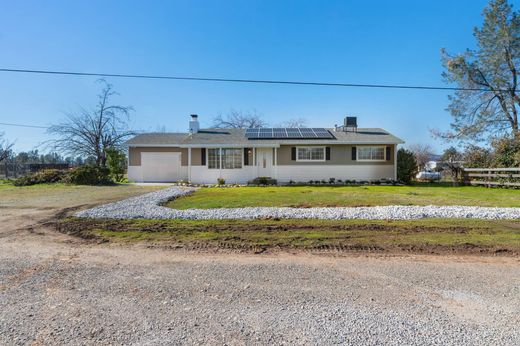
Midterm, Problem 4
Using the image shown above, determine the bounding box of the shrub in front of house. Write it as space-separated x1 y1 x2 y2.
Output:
249 177 277 186
65 165 113 185
13 169 67 186
397 148 418 185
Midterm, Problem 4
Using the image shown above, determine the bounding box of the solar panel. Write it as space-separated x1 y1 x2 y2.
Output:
245 128 259 138
286 128 302 138
298 128 315 138
312 128 335 139
245 127 335 140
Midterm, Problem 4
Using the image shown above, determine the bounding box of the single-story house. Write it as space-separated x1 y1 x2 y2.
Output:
126 115 404 184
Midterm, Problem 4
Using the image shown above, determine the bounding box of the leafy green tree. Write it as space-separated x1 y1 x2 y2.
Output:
105 147 127 182
397 148 418 184
462 144 492 167
438 0 520 142
491 136 520 166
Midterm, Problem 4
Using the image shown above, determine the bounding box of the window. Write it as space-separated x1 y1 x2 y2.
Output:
357 146 385 161
297 147 325 161
222 148 242 169
208 148 220 169
207 148 243 169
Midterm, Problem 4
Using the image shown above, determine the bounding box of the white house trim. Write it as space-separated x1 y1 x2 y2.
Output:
356 146 387 162
296 146 326 162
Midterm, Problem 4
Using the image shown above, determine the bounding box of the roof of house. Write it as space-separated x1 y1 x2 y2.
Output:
126 128 404 147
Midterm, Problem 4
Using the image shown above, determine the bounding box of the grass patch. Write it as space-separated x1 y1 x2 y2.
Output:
166 184 520 209
60 218 520 255
0 183 163 209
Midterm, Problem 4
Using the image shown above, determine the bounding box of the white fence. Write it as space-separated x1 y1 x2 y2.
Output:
463 167 520 187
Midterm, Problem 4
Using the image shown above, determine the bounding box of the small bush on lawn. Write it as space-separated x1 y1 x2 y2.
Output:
397 148 418 185
65 165 113 185
217 178 226 185
249 177 277 186
13 169 66 186
105 147 127 182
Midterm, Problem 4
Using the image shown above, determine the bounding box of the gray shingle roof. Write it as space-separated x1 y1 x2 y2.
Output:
125 128 404 146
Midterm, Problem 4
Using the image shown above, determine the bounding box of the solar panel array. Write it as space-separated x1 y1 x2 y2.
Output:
245 128 335 139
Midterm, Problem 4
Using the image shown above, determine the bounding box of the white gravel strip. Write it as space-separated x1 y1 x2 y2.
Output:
75 186 520 220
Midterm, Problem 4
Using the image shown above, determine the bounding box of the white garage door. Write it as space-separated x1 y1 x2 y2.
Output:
141 152 181 182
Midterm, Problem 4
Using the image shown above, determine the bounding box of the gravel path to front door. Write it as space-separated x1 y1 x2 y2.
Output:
75 187 520 220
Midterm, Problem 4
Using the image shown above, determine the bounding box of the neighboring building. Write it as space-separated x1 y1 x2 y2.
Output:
126 115 404 184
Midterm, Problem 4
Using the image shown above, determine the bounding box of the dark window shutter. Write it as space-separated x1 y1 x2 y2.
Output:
291 147 296 160
386 146 391 161
201 148 206 165
351 147 357 161
244 148 249 166
325 147 331 160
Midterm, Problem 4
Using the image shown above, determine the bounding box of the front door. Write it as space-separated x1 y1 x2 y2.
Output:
256 148 273 177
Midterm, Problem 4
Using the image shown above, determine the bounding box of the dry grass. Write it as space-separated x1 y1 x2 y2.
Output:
60 218 520 255
0 183 163 209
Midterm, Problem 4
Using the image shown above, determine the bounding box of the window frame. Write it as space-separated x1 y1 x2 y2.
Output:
356 146 386 162
206 148 244 169
296 146 326 162
221 148 243 169
207 148 221 169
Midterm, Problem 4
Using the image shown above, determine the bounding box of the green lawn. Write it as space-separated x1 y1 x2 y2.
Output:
60 217 520 254
0 182 163 209
167 184 520 209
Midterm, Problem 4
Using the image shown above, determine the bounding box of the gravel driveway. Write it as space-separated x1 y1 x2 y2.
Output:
2 186 520 345
1 243 519 345
76 187 520 220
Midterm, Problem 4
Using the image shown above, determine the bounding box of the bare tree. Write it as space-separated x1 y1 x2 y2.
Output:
212 110 268 129
408 144 434 170
155 125 167 133
47 80 134 166
0 132 14 163
276 117 307 128
441 147 464 185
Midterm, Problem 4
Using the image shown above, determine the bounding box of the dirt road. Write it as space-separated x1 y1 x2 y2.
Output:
1 186 519 345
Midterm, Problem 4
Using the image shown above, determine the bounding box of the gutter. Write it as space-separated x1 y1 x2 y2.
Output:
126 140 404 147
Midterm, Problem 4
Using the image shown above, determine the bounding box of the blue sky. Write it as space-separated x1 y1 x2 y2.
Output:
0 0 491 152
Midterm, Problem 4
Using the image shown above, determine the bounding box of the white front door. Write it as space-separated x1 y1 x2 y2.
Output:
141 152 181 182
256 148 273 177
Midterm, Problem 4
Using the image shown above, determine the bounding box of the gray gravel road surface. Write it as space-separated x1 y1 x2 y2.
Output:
1 241 519 345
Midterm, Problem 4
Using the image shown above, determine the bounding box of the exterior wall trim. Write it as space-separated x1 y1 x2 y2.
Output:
296 146 326 162
356 145 387 162
127 144 280 148
127 140 404 148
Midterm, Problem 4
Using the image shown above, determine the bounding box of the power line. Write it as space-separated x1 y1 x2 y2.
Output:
0 122 49 129
0 67 495 92
0 121 148 133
